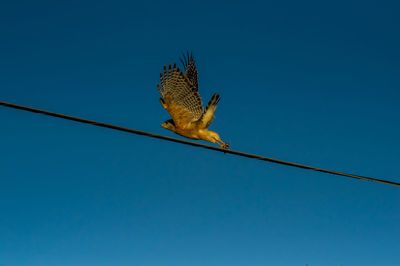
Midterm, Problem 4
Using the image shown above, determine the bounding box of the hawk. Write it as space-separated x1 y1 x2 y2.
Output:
157 52 229 149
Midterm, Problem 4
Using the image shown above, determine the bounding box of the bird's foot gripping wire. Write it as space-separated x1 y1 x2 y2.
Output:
212 136 230 150
217 142 230 150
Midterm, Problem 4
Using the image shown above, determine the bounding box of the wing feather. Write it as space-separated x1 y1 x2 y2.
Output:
158 64 203 129
181 51 199 91
198 93 220 128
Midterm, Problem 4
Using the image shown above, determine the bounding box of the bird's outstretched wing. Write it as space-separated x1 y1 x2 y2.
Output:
197 93 220 128
157 63 203 129
180 51 199 91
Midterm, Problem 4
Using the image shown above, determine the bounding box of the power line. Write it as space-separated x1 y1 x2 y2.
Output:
1 100 399 188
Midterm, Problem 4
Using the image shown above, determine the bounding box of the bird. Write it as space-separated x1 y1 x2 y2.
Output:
157 52 229 149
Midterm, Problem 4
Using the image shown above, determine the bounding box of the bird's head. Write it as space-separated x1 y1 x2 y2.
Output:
161 119 176 132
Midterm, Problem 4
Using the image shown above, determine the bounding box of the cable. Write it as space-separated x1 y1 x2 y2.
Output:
1 100 399 187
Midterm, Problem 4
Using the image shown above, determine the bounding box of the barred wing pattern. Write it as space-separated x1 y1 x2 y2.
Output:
180 51 199 90
157 63 203 129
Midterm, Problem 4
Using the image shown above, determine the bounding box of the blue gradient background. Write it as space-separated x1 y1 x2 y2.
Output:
1 1 399 265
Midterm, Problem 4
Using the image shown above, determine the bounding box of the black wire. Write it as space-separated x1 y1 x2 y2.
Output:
1 100 399 187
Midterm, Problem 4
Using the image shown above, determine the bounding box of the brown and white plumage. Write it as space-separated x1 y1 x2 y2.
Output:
157 53 229 149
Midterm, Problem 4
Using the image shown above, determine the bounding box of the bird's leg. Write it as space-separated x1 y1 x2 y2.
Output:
221 142 230 149
208 131 230 149
222 142 230 149
215 138 230 149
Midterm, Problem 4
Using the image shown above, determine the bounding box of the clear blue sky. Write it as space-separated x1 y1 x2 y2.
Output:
1 1 399 265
